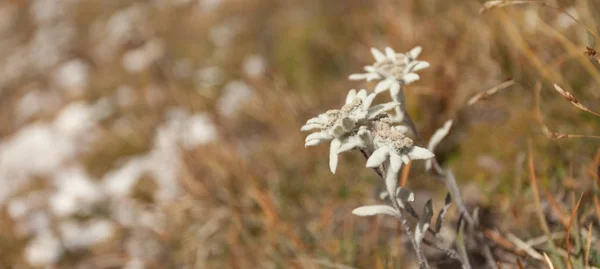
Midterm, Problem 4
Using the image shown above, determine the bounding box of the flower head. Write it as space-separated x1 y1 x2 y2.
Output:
302 89 398 174
365 117 434 196
349 47 430 97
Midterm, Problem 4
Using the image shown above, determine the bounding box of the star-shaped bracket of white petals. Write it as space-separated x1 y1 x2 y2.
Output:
349 46 430 98
301 89 399 174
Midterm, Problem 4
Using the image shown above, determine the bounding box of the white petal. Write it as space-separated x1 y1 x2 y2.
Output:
389 153 403 172
356 89 368 100
427 120 453 151
348 73 369 80
352 205 397 217
364 65 377 72
305 139 324 147
411 61 430 72
375 79 393 93
403 73 420 84
329 139 342 174
385 47 396 58
300 123 323 132
306 116 323 125
401 154 410 164
366 147 390 168
370 48 386 62
305 131 332 143
409 46 422 59
362 92 377 110
407 146 435 160
366 73 381 81
389 81 401 97
337 140 358 154
331 125 346 137
367 102 399 119
341 117 355 131
345 89 357 104
385 162 399 200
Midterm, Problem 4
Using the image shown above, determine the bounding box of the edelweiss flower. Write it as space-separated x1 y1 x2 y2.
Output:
348 47 430 97
365 117 434 196
302 89 398 174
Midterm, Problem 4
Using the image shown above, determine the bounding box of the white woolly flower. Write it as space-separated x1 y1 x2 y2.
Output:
302 89 398 174
349 46 429 97
365 118 434 196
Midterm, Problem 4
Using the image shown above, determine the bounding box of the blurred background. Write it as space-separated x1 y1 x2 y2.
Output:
0 0 599 268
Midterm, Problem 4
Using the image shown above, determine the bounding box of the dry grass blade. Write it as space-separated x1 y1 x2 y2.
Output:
553 84 600 118
480 1 532 13
506 233 544 260
544 252 556 269
586 47 600 65
467 80 515 105
594 196 600 224
585 223 593 269
565 192 584 269
481 1 600 41
534 83 600 140
529 141 562 266
516 258 525 269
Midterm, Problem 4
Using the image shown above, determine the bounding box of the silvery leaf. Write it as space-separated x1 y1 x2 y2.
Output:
428 120 453 150
379 191 390 200
366 102 399 119
345 89 357 104
407 146 435 160
396 187 415 203
409 46 423 59
415 199 433 247
403 73 420 84
366 147 390 168
435 193 452 234
370 48 386 62
329 139 342 174
425 120 452 171
375 79 393 93
352 205 397 217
